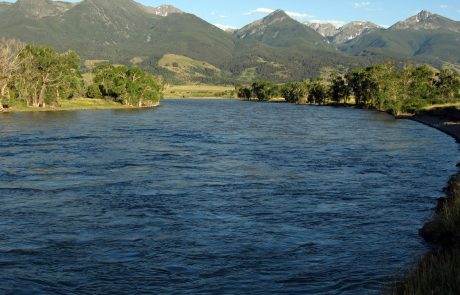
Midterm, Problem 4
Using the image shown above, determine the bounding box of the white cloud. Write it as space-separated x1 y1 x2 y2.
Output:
214 24 237 31
219 15 229 19
244 7 314 19
440 4 448 9
354 2 371 8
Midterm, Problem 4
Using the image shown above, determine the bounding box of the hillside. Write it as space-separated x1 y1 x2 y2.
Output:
340 11 460 67
0 1 459 83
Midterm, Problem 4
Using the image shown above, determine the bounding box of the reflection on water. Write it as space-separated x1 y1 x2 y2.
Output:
0 99 458 294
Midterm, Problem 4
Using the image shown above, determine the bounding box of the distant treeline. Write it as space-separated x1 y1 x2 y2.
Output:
0 39 162 109
237 62 460 115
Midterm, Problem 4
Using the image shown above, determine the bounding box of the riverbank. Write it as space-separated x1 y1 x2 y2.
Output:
0 98 160 113
390 106 460 294
164 85 235 99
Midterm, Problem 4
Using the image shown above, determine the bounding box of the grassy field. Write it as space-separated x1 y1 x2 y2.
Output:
164 85 236 98
2 98 149 112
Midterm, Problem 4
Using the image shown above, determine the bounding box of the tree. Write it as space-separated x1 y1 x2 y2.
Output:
346 68 377 106
435 69 460 99
280 82 307 104
369 62 400 112
410 65 435 100
91 64 162 106
308 79 328 105
251 80 277 101
87 84 103 99
0 38 23 109
16 45 83 107
330 74 350 104
236 85 252 100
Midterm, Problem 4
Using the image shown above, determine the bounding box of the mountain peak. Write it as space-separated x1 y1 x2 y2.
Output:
264 9 289 21
416 10 434 21
140 4 183 16
390 10 460 32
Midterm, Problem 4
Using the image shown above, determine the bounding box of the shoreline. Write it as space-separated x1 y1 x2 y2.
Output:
390 110 460 293
399 113 460 143
0 99 160 113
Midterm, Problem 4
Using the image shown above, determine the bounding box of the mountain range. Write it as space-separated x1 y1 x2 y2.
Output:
0 0 459 84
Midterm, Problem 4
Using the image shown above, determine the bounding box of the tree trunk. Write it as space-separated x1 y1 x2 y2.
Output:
38 82 47 107
0 83 8 110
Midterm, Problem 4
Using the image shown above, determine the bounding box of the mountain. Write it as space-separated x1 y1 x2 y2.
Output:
0 2 362 83
305 22 337 38
139 4 183 16
306 21 382 44
333 21 382 43
340 11 460 66
4 0 75 18
231 11 364 81
390 10 460 32
0 1 457 83
234 10 333 50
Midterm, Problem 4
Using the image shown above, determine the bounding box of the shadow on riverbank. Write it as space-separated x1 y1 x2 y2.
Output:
389 107 460 294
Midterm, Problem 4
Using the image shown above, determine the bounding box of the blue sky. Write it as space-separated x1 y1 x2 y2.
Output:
7 0 460 29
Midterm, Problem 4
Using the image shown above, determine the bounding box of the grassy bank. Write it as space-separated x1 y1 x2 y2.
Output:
1 98 159 112
164 85 235 98
388 106 460 294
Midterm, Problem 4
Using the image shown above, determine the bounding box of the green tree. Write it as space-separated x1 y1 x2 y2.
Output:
346 68 377 106
236 85 252 100
435 69 460 99
16 45 82 107
251 80 276 101
86 84 103 99
308 79 328 105
330 74 350 104
280 82 307 104
92 64 162 106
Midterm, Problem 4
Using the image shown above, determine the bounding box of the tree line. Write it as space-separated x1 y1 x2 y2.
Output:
0 39 162 110
236 62 460 115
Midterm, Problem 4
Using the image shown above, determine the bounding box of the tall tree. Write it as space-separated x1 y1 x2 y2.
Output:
17 45 82 107
280 82 307 104
0 38 23 109
330 74 350 104
435 69 460 99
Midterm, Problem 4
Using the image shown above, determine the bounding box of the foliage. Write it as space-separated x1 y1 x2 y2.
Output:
243 61 460 116
91 64 163 107
329 74 350 104
280 82 307 104
251 80 278 101
9 44 83 107
0 40 163 109
86 84 103 99
236 85 253 100
308 79 328 104
435 69 460 99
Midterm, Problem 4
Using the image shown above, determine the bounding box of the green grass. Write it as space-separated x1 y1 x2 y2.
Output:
164 85 236 98
389 249 460 295
3 98 136 112
388 173 460 295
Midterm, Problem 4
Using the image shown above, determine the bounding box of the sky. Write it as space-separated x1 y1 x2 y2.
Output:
6 0 460 29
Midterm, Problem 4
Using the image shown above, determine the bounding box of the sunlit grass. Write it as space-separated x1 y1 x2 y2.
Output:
4 98 131 112
164 85 235 98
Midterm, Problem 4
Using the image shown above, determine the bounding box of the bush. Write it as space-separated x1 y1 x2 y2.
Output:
86 84 103 99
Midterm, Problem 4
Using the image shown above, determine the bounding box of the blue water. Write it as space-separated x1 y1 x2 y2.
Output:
0 99 458 294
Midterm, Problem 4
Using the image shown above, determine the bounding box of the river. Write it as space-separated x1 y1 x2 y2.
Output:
0 99 458 294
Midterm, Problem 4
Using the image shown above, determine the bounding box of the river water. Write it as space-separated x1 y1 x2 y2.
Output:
0 99 458 294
